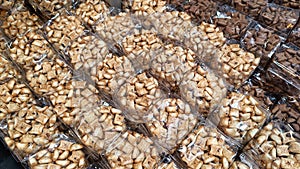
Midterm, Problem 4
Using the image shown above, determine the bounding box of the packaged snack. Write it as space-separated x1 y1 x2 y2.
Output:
231 0 268 19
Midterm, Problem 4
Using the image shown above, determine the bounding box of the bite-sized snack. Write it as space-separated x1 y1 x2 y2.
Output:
65 33 111 75
239 75 285 110
213 5 251 40
0 78 32 120
230 153 260 169
93 55 135 96
198 22 226 48
122 29 164 71
213 92 267 144
179 0 218 24
261 60 300 97
241 22 281 68
271 100 300 133
74 0 109 26
231 0 268 19
287 21 300 47
3 104 60 159
220 43 260 88
94 12 136 45
244 121 300 169
272 0 300 9
0 56 20 81
1 5 42 40
145 98 198 152
258 3 299 36
150 44 197 89
9 31 56 71
114 72 164 122
44 9 86 51
0 0 15 9
28 139 88 169
273 43 300 76
180 65 227 117
74 104 126 154
105 130 162 169
28 0 72 18
178 124 238 169
122 0 166 14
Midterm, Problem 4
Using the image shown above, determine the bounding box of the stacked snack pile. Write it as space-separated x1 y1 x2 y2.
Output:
0 0 299 169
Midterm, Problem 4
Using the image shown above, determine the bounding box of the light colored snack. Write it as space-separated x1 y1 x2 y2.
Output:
74 105 126 154
0 56 20 81
94 12 136 44
9 31 56 71
93 55 135 95
3 104 60 159
230 152 260 169
0 79 32 120
28 139 87 169
114 72 164 122
105 130 161 169
1 7 42 39
0 0 15 10
122 29 164 71
150 44 197 88
180 65 227 117
145 98 197 151
66 34 110 75
216 92 267 144
44 9 85 51
122 0 166 15
198 22 226 48
244 121 300 169
29 0 72 15
157 161 178 169
220 44 261 88
75 0 109 26
178 125 238 169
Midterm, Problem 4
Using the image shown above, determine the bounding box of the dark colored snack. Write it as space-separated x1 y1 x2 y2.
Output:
261 61 300 97
231 0 268 19
258 3 299 36
272 0 300 9
239 75 285 110
287 22 300 47
273 43 300 76
241 22 281 68
173 0 218 24
271 101 300 133
213 6 251 40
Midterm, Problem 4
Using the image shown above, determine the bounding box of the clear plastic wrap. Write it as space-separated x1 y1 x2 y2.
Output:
261 60 300 97
179 64 227 118
169 0 218 24
0 103 61 160
230 153 260 169
271 98 300 133
104 130 162 169
43 8 86 52
231 0 268 19
239 75 285 110
27 138 88 169
122 0 166 14
213 5 252 40
210 91 268 144
243 120 300 169
287 21 300 47
241 21 282 68
0 78 32 121
113 71 165 122
0 2 42 40
64 33 112 76
72 0 109 26
220 43 261 88
273 43 300 76
150 44 197 89
28 0 74 18
0 56 21 82
121 28 165 71
258 3 299 37
176 123 239 169
272 0 300 9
